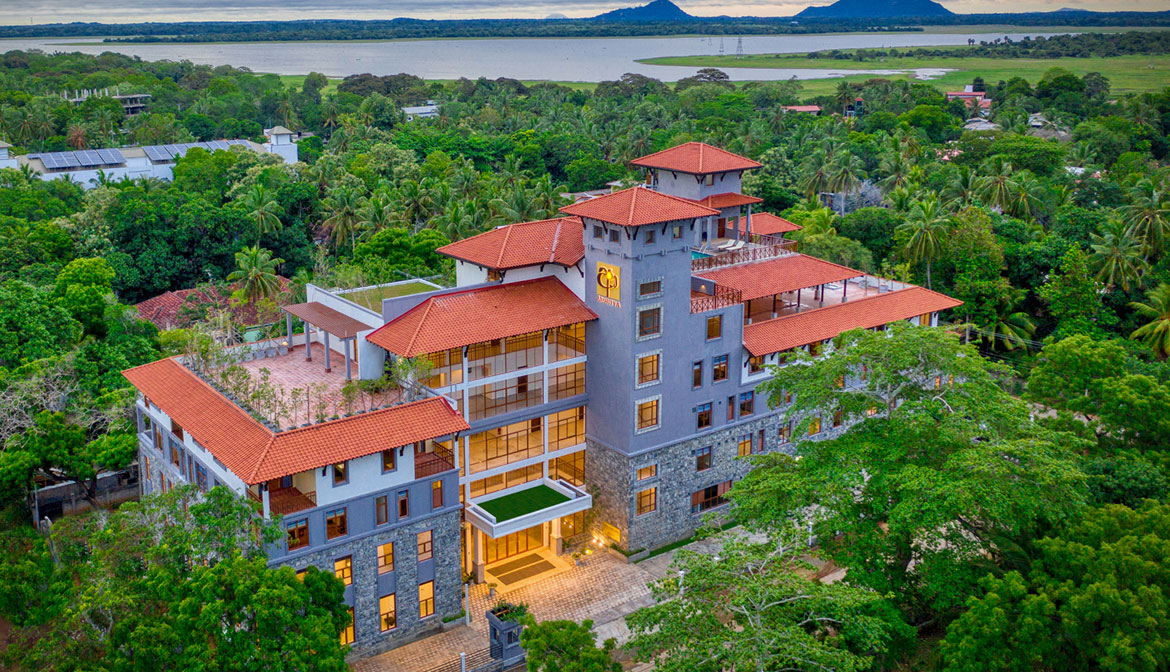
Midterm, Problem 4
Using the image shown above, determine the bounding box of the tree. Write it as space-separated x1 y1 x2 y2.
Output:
227 246 284 305
976 156 1019 212
940 501 1170 672
1122 176 1170 253
322 186 365 255
1091 217 1146 291
897 196 950 288
838 207 900 264
738 323 1087 621
1095 373 1170 453
0 280 80 369
1026 335 1129 416
1040 246 1116 340
625 530 906 672
827 151 865 216
522 619 620 672
239 183 284 245
53 257 116 337
1131 283 1170 359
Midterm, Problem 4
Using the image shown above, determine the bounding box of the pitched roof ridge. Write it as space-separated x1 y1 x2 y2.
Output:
246 435 278 484
272 396 447 440
548 218 563 264
497 223 515 268
744 285 933 330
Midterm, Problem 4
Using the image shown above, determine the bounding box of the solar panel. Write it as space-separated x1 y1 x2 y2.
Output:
226 139 247 146
143 145 172 163
96 148 125 165
40 152 80 169
75 150 102 167
163 144 182 158
208 140 230 151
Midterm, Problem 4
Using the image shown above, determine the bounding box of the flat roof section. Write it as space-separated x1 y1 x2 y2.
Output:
284 301 371 340
696 254 863 302
478 484 569 522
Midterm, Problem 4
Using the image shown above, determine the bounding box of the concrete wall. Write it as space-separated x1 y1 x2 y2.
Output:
652 170 745 201
305 284 386 380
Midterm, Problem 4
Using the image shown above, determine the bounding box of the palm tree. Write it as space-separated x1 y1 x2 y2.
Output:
976 157 1019 212
942 166 979 210
1131 283 1170 359
983 288 1037 352
66 124 88 149
897 196 951 289
320 97 340 138
357 192 394 236
240 183 283 245
395 179 434 231
876 151 913 194
797 149 830 201
1091 218 1146 291
530 174 567 219
322 187 365 255
1122 177 1170 254
276 89 297 130
1008 173 1047 222
827 151 865 216
227 246 285 305
802 208 839 236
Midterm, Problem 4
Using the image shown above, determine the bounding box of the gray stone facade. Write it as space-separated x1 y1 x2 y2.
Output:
273 509 463 657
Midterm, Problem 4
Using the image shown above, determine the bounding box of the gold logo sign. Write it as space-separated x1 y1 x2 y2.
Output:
596 262 621 307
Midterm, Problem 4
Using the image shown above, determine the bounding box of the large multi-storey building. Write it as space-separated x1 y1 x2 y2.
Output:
122 142 960 656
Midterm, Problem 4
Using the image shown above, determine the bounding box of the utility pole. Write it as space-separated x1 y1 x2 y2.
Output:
735 36 744 60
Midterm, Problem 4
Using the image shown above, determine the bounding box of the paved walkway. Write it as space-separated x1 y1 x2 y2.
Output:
354 544 679 672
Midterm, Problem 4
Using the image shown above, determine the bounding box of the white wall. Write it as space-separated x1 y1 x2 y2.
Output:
304 284 386 379
313 449 416 507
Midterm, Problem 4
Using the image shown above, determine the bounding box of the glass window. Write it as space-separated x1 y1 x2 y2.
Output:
609 229 619 243
809 417 822 435
779 421 792 443
645 229 656 244
469 463 543 499
551 323 585 361
748 355 764 374
636 399 659 431
382 449 396 472
417 530 433 562
548 407 586 452
551 450 585 486
738 435 752 457
467 418 544 474
431 481 443 509
340 608 355 646
695 446 712 472
638 307 661 338
466 375 545 421
550 362 586 401
697 403 712 430
739 391 755 417
424 347 464 388
376 496 388 525
672 225 682 240
287 519 309 551
712 355 728 382
834 409 844 427
326 508 347 540
637 353 660 385
332 461 347 486
334 556 353 586
727 395 735 421
692 361 703 388
419 581 435 619
593 225 603 239
397 491 409 518
378 542 395 574
380 594 397 631
638 280 661 298
691 480 732 514
706 315 722 340
637 487 657 515
636 464 657 480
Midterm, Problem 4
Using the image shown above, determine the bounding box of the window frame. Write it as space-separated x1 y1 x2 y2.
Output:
695 446 712 472
636 487 657 516
287 519 309 551
334 555 353 586
636 305 662 340
696 402 713 430
739 390 755 417
375 495 389 525
325 508 348 540
417 530 434 562
419 581 435 619
636 352 661 387
397 490 409 519
378 542 395 574
706 315 722 341
380 593 397 632
382 449 397 473
712 354 729 383
635 396 661 434
637 278 663 299
332 461 348 486
636 464 657 481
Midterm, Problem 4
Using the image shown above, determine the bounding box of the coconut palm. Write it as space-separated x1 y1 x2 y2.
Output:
826 151 865 216
240 183 283 245
227 246 285 305
802 208 839 236
1131 283 1170 359
322 186 365 255
66 124 88 150
1008 173 1047 222
876 151 913 193
976 157 1019 212
897 196 951 289
983 287 1037 352
1091 218 1146 292
887 186 916 213
276 89 297 130
395 179 434 231
1122 177 1170 254
357 192 395 237
797 149 830 201
942 166 979 210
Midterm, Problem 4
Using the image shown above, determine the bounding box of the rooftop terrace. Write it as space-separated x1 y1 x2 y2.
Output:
335 279 442 313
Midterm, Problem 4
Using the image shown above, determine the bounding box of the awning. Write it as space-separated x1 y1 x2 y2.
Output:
283 302 370 340
465 479 593 539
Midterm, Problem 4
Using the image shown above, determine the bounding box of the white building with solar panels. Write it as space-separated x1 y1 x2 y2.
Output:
11 128 298 190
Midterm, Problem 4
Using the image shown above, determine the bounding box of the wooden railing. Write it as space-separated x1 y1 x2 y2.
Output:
691 285 743 314
691 239 798 273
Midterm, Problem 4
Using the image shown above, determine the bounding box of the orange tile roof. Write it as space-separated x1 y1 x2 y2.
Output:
695 192 763 209
630 142 762 174
696 254 863 302
742 287 963 356
559 187 718 227
123 359 468 484
730 212 802 236
366 276 597 358
436 217 583 270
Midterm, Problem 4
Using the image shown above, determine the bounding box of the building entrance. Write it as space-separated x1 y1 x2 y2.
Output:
485 524 542 564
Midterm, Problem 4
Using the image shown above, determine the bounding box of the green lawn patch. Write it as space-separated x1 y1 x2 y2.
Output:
479 485 569 522
338 281 436 311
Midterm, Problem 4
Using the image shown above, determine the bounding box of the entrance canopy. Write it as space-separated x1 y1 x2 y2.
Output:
282 301 371 380
465 479 592 539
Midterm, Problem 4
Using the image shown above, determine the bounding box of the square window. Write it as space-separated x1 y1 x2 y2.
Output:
691 480 731 514
380 594 397 632
705 173 715 186
382 449 396 472
417 530 433 562
609 230 619 243
712 355 728 382
706 315 722 340
748 355 764 374
638 280 661 298
833 409 844 427
334 556 353 586
419 581 435 619
397 491 409 519
637 398 659 431
645 229 656 244
697 403 712 430
672 225 682 240
638 307 661 338
636 464 657 480
287 519 309 551
378 542 395 574
376 495 388 525
332 461 348 486
739 391 755 417
637 353 660 385
695 446 712 472
738 435 752 457
326 508 347 540
636 487 657 515
593 225 603 239
340 608 355 646
692 361 703 389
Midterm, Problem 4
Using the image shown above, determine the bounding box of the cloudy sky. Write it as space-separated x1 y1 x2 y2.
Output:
0 0 1163 24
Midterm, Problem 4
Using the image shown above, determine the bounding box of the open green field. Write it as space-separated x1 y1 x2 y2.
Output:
639 52 1170 95
479 485 569 522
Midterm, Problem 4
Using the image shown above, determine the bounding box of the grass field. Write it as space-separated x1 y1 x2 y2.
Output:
478 485 569 522
638 52 1170 95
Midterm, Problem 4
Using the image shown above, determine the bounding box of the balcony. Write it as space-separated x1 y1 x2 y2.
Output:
415 440 457 479
691 284 743 314
691 236 798 273
465 478 592 539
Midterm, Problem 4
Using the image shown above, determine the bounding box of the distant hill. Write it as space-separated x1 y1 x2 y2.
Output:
592 0 693 22
1049 6 1095 12
797 0 953 19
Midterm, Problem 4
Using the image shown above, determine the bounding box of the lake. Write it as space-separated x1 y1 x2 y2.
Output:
0 31 1065 81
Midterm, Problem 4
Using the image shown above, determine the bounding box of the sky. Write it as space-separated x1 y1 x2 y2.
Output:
0 0 1165 25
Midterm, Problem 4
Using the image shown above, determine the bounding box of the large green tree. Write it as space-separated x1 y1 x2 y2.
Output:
522 619 620 672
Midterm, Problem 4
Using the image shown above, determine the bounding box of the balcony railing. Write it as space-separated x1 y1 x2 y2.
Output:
692 284 743 314
416 441 456 479
691 239 798 273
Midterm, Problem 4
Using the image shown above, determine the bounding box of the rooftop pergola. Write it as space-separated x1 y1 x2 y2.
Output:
282 302 369 380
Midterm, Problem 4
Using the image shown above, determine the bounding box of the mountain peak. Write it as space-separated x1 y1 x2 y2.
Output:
592 0 693 22
796 0 953 19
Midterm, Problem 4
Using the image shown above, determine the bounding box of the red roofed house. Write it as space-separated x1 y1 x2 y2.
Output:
134 277 291 331
121 141 959 660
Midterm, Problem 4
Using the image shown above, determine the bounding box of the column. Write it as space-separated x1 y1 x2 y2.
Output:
260 483 271 519
324 332 332 372
473 530 485 583
285 313 293 346
304 324 312 361
745 203 753 240
542 331 550 405
551 517 564 555
344 339 352 380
